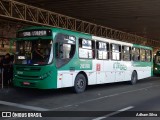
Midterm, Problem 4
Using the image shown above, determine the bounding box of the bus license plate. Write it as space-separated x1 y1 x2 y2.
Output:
23 82 30 85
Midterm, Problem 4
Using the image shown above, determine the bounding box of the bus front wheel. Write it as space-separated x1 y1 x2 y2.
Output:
73 74 87 93
131 71 137 85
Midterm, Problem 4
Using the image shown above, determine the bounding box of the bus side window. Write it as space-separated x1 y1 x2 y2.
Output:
111 43 121 61
56 43 75 59
122 46 131 61
55 33 76 68
140 49 146 62
79 39 82 48
70 44 76 58
96 41 109 60
132 47 140 61
146 49 152 62
55 43 62 58
79 38 95 59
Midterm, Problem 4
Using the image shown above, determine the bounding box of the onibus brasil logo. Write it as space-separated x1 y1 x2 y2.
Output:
113 62 127 70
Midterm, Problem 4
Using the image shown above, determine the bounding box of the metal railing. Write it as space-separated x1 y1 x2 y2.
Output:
0 0 160 48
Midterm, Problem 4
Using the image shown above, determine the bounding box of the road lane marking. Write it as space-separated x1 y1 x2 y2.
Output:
50 85 160 110
0 84 160 112
0 100 49 111
92 106 134 120
92 117 106 120
118 106 134 112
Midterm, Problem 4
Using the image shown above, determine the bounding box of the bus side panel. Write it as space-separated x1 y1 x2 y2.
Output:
102 60 116 83
57 71 74 88
132 62 152 80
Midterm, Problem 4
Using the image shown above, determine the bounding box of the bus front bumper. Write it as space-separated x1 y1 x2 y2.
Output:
13 77 57 89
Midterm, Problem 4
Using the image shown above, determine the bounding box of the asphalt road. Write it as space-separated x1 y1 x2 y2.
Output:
1 77 160 120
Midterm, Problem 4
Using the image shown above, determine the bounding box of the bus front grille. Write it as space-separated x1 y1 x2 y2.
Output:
16 67 41 71
16 75 40 80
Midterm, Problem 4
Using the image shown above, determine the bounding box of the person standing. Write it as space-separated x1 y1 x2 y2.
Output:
0 56 3 85
2 53 12 86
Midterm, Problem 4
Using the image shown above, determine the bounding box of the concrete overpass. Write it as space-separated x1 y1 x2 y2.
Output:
0 0 160 51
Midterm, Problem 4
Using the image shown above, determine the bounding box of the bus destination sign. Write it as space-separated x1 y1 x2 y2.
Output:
17 29 52 38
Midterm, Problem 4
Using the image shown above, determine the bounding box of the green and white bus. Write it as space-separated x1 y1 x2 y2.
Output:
13 26 153 93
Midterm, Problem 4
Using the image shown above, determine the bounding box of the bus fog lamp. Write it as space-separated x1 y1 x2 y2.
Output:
40 73 48 79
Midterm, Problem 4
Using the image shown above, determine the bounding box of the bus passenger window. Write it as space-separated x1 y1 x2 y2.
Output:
111 44 121 60
140 49 146 62
79 38 95 59
56 43 75 58
55 33 76 68
122 46 131 61
132 48 140 61
96 41 109 60
146 50 151 62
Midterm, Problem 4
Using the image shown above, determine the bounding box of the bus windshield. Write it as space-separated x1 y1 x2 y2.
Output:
155 56 160 64
15 39 53 65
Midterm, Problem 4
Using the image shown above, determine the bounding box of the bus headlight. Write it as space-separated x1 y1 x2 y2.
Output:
40 71 53 79
155 67 158 70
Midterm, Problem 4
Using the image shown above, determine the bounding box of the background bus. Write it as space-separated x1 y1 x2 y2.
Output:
13 26 153 93
153 51 160 75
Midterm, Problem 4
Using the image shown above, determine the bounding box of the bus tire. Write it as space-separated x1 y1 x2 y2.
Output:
73 74 87 93
131 71 137 85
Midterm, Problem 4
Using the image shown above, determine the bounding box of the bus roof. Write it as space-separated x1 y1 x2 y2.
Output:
17 26 152 50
